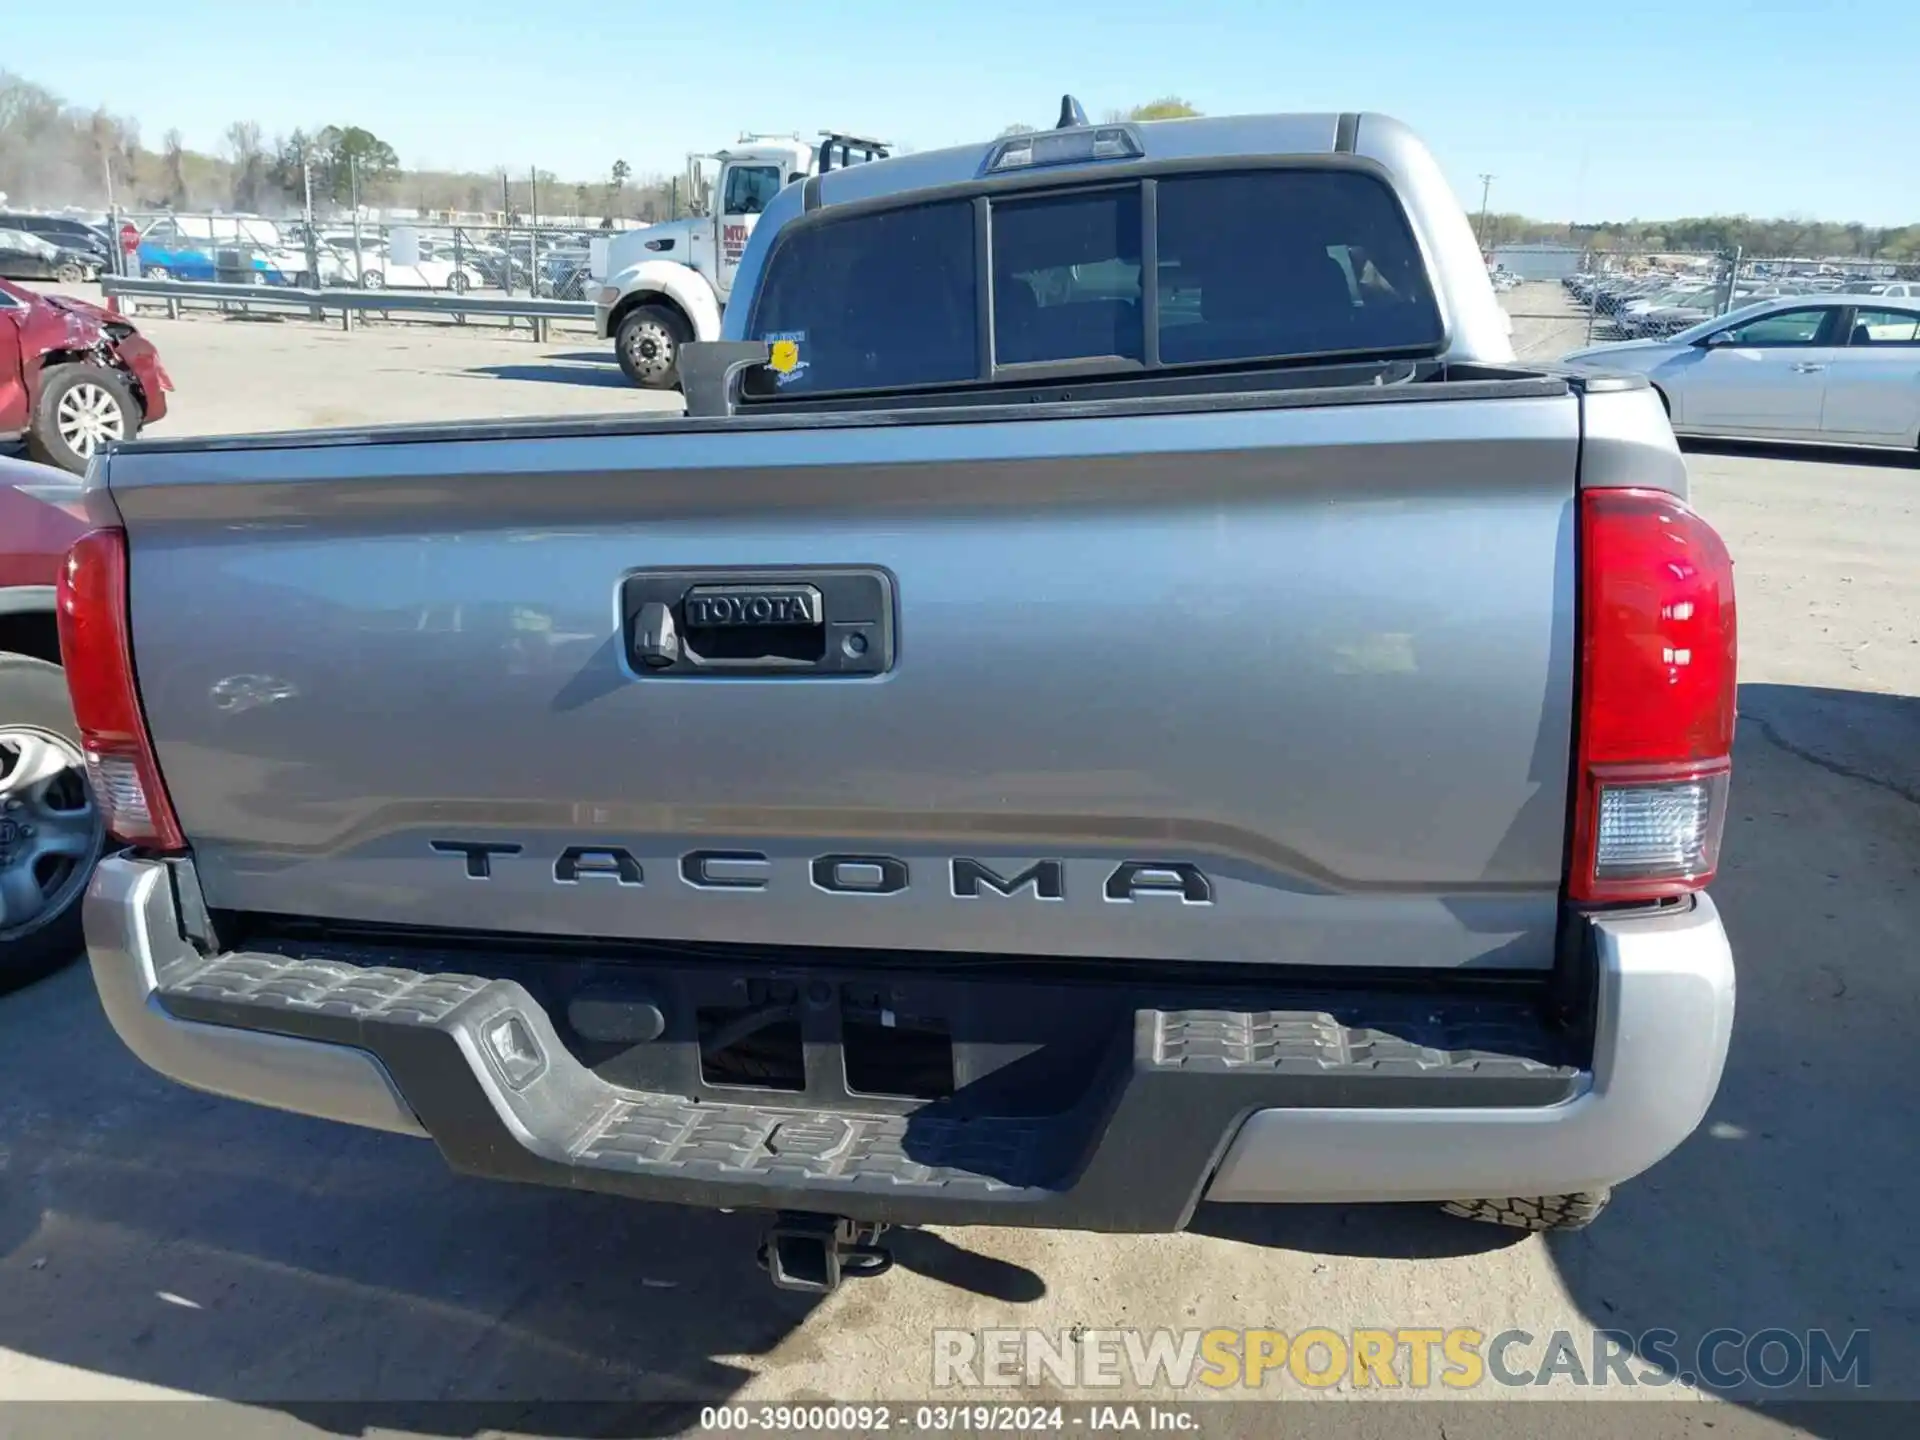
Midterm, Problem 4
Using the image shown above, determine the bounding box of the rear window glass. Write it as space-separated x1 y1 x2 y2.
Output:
746 166 1439 397
1155 171 1441 365
993 188 1143 366
746 200 976 395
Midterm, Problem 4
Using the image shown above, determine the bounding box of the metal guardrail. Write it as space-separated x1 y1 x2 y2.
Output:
100 275 595 341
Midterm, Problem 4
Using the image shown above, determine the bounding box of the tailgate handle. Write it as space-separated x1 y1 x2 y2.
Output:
679 584 825 671
623 569 895 678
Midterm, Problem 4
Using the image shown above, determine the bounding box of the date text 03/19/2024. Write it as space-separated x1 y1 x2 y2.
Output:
696 1404 1200 1432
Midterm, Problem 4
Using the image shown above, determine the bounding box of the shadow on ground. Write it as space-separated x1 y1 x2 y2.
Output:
1191 1200 1527 1260
0 952 1481 1431
1544 684 1919 1415
0 960 1043 1428
465 362 633 389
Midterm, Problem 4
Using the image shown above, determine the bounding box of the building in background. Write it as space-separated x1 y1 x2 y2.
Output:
1490 242 1586 281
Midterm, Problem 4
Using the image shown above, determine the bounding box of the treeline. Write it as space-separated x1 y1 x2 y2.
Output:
1482 211 1920 262
7 70 1916 256
0 70 679 221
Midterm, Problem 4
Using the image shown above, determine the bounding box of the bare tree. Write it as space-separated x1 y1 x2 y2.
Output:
225 120 266 210
162 127 188 207
605 157 631 220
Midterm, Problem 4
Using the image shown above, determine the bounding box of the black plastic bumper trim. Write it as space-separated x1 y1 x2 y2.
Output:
154 947 1583 1232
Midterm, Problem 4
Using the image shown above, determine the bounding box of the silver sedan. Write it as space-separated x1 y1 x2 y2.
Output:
1564 294 1920 451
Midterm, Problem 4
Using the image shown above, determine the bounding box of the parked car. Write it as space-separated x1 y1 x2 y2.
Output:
0 228 99 284
332 241 483 293
0 213 113 269
0 454 98 990
0 277 171 472
538 249 593 298
462 244 526 290
74 108 1737 1292
136 220 320 286
1566 293 1920 450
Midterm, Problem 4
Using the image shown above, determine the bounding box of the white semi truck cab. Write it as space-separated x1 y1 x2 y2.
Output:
594 131 888 389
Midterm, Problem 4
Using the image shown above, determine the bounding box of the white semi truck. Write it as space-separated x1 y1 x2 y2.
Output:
594 131 888 389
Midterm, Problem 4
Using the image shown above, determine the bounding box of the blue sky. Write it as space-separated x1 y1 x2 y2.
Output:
10 0 1918 224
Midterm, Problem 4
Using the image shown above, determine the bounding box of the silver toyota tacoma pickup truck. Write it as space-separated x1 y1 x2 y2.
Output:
65 107 1737 1291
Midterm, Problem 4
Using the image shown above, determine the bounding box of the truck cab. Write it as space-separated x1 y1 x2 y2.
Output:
594 132 887 389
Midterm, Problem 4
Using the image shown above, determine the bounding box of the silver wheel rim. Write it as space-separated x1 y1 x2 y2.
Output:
624 320 675 378
0 727 101 941
55 382 126 459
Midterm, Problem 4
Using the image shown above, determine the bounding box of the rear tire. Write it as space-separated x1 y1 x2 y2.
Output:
1441 1190 1612 1232
0 654 104 994
615 302 690 390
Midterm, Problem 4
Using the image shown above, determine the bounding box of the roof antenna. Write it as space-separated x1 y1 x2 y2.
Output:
1056 95 1088 129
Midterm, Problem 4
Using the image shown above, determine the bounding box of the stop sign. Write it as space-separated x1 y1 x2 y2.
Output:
118 222 138 255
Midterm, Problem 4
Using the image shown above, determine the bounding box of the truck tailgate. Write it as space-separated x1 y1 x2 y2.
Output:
109 390 1578 969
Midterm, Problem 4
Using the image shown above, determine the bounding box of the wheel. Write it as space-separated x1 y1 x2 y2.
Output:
0 655 105 994
1441 1190 1612 1232
27 363 139 474
615 303 690 390
55 261 87 285
362 270 384 290
446 271 470 295
144 265 170 282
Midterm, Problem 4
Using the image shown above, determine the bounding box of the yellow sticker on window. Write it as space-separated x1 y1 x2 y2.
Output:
769 339 800 374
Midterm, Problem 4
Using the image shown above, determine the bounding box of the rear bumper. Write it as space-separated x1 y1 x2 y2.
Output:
84 856 1733 1229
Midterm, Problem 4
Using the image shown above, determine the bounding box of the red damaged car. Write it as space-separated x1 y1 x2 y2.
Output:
1 276 170 474
0 454 97 987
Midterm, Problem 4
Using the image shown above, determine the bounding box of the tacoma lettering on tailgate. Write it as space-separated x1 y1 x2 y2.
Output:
426 843 1213 904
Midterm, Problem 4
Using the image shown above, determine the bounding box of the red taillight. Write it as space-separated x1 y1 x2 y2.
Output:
1570 488 1736 904
55 527 185 852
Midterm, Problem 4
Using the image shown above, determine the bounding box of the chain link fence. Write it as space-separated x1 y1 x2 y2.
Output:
1497 246 1920 361
107 209 626 306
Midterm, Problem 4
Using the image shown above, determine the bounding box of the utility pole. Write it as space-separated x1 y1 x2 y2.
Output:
501 171 513 296
529 166 540 297
1476 173 1495 251
102 152 118 276
302 156 322 317
350 155 364 288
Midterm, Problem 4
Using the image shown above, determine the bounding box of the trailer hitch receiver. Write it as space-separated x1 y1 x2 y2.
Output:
758 1212 894 1294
